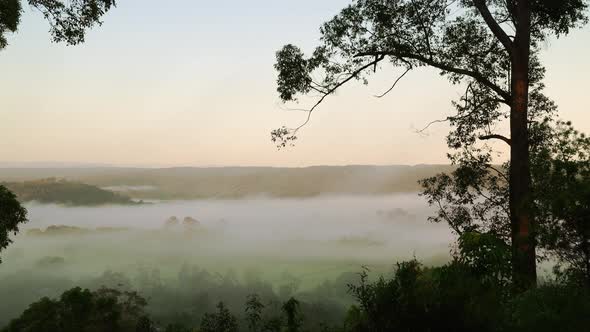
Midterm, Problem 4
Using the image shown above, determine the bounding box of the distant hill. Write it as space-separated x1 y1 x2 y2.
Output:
0 165 454 200
1 178 139 206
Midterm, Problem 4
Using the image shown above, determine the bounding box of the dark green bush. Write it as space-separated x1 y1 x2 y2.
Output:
507 283 590 332
346 260 506 332
2 287 148 332
4 262 590 332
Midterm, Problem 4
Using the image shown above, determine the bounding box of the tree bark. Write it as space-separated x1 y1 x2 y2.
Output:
509 0 537 291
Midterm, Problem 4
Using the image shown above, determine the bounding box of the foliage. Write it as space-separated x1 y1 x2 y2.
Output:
135 316 157 332
260 316 282 332
164 324 192 332
245 294 264 332
1 287 149 332
272 0 587 146
0 0 115 50
456 231 511 285
272 0 589 291
346 260 505 332
532 120 590 285
343 259 590 332
0 185 27 263
1 261 590 332
282 297 302 332
421 116 590 286
0 0 22 48
200 302 239 332
419 160 510 239
506 283 590 332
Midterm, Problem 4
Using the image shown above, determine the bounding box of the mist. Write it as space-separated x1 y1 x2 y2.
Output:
12 194 452 260
0 194 453 326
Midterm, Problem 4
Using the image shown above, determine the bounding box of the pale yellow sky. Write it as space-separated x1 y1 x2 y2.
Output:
0 1 589 167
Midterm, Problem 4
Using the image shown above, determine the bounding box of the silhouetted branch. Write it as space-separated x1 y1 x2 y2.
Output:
290 54 386 133
488 164 509 182
416 117 451 133
472 0 514 54
409 0 434 58
375 66 411 98
355 51 511 102
272 55 387 148
479 134 511 145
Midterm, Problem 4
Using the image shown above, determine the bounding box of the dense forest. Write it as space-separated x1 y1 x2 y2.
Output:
1 260 589 332
0 165 453 200
2 179 138 206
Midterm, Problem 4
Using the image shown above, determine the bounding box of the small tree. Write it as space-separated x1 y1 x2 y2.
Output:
245 294 265 332
200 302 238 332
0 185 27 263
282 297 302 332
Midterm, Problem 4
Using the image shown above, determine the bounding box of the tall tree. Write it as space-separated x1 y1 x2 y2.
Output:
419 81 559 288
272 0 588 290
0 0 115 50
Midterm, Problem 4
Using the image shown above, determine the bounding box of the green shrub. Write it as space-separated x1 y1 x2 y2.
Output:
507 284 590 332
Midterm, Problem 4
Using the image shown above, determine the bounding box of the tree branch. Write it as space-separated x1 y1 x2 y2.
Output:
472 0 514 54
488 164 509 182
479 134 511 145
354 51 511 103
409 0 434 59
375 66 411 98
416 117 451 133
290 55 387 134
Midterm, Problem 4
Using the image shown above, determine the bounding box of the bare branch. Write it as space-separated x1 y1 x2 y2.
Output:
288 55 387 135
434 198 463 235
355 51 511 102
416 117 451 133
375 66 411 98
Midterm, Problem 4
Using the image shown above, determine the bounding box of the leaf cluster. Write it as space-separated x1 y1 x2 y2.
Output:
0 0 115 50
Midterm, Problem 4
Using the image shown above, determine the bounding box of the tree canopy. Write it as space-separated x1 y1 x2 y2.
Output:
275 0 587 115
273 0 588 290
0 185 27 263
0 0 115 49
1 287 150 332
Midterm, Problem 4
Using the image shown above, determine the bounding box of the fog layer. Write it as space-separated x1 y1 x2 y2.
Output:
0 194 453 326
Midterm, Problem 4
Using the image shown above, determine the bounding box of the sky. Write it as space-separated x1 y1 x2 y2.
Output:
0 0 589 167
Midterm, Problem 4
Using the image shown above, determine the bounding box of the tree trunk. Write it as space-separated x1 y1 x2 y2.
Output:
509 0 537 291
583 224 590 287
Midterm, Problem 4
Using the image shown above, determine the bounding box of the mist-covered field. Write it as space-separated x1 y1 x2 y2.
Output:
0 194 453 326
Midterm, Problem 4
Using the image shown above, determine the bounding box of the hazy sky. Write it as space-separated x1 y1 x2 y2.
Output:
1 0 589 167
